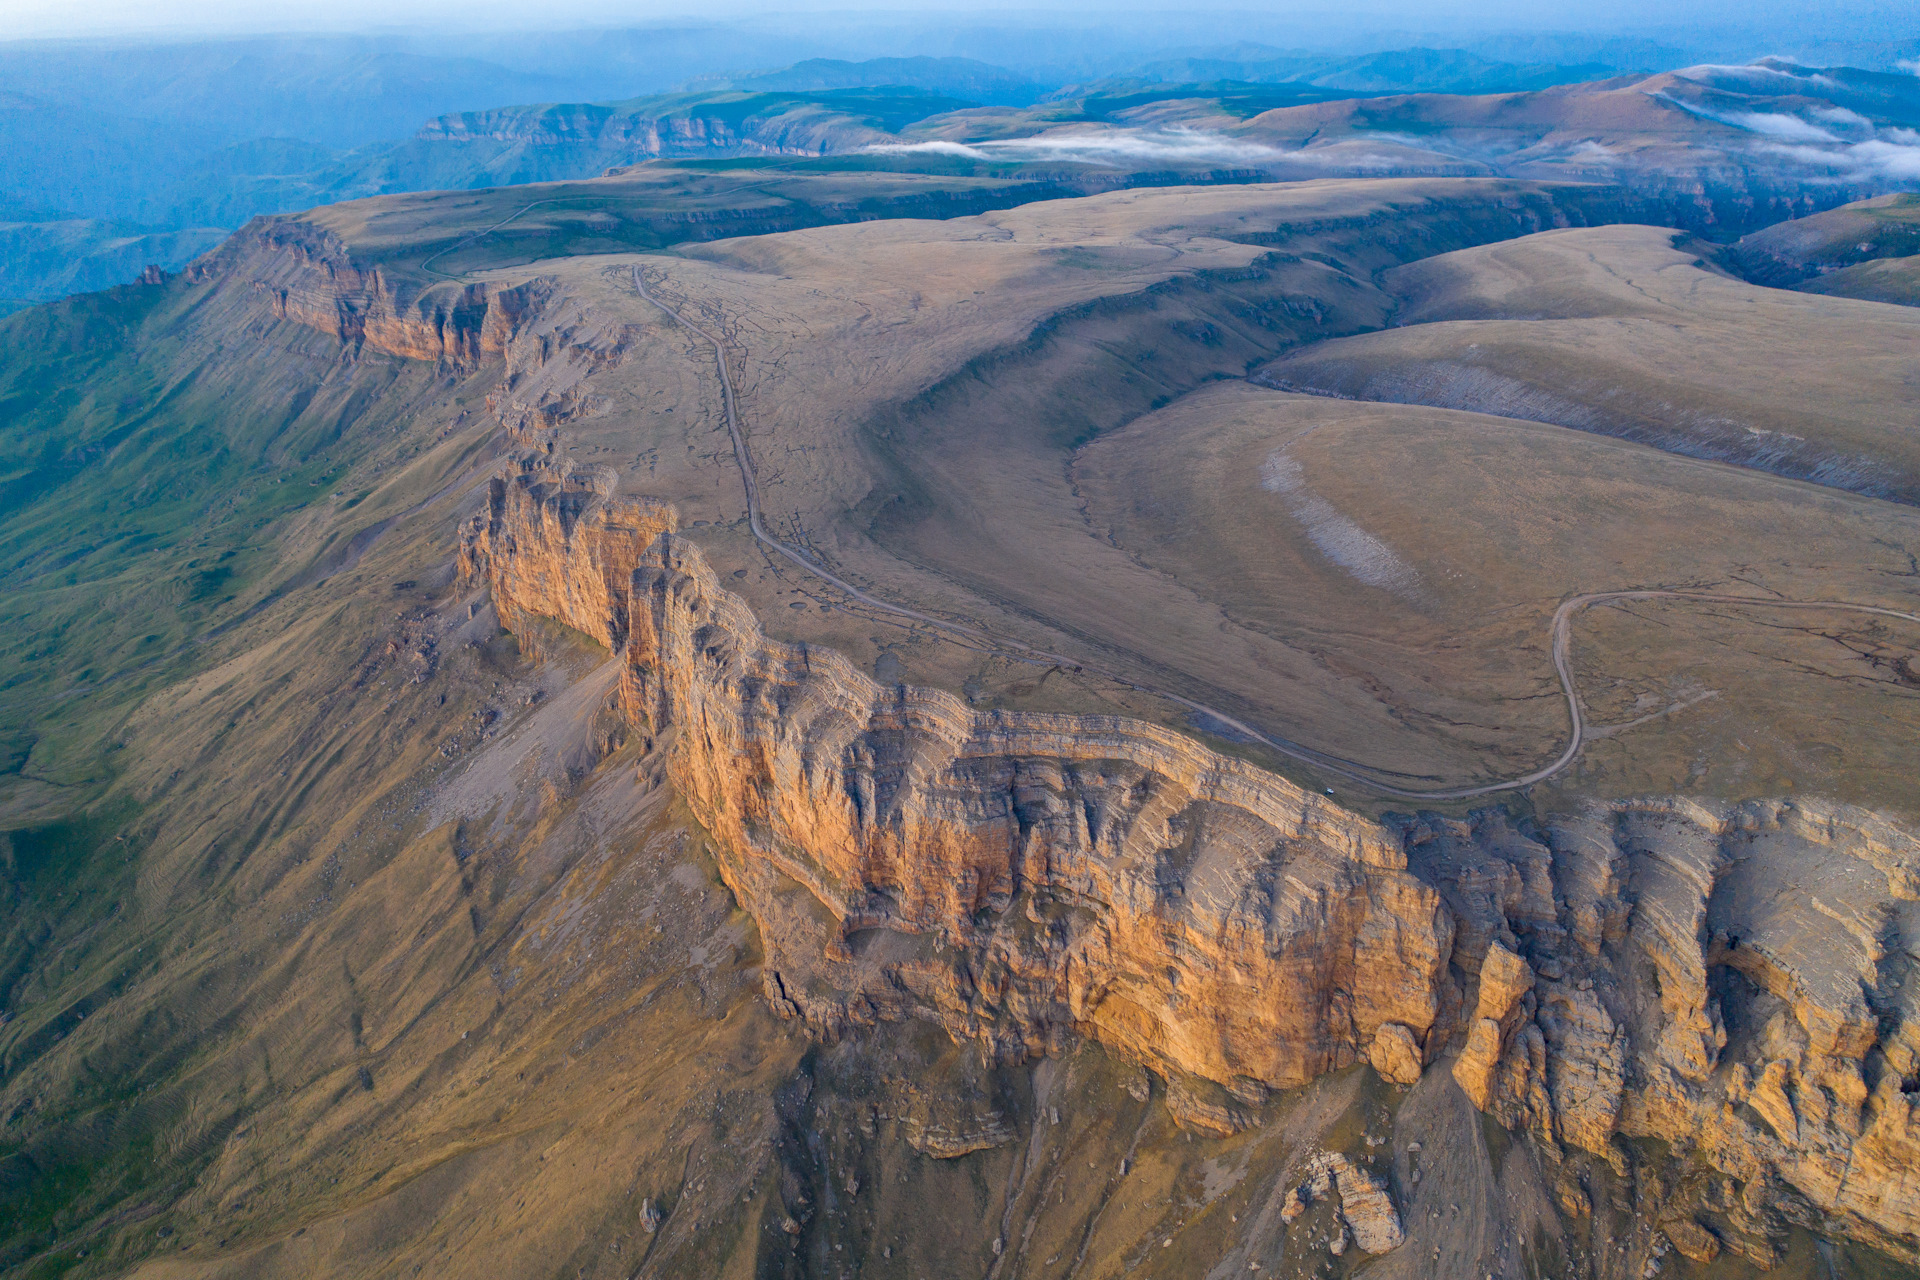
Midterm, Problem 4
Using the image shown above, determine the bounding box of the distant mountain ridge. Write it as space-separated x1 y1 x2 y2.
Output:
6 50 1920 309
1128 47 1623 95
681 56 1049 106
0 35 586 150
383 89 981 190
417 88 981 148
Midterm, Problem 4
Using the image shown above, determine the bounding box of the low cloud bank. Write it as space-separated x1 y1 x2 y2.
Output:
867 128 1291 166
1766 138 1920 181
1678 62 1840 92
867 127 1421 171
1654 91 1920 182
1720 111 1843 143
869 76 1920 186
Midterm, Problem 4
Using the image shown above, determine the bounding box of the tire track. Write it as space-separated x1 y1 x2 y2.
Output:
627 264 1920 801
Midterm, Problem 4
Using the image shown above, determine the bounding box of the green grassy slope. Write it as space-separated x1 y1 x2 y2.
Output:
0 277 497 810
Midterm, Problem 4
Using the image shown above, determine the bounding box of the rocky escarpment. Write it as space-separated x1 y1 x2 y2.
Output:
187 217 558 365
461 464 1455 1091
416 95 907 162
463 460 1920 1266
1421 799 1920 1265
1722 193 1920 289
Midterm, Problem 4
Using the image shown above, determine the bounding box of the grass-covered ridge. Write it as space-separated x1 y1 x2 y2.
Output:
0 273 490 808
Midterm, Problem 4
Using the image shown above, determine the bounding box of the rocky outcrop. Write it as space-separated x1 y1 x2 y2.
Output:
456 461 675 671
1280 1152 1405 1253
1367 1022 1424 1086
1322 1153 1405 1254
189 217 557 365
462 458 1920 1264
1451 938 1537 1109
1407 802 1920 1264
462 460 1455 1093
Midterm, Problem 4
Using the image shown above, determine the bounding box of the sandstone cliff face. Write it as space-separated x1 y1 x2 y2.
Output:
462 458 1920 1263
461 461 1455 1092
1415 801 1920 1264
190 218 555 365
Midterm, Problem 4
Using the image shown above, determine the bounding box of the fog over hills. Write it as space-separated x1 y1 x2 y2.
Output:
5 27 1920 309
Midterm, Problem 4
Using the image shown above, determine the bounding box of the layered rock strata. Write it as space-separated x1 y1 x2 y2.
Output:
461 461 1455 1090
1412 803 1920 1263
463 461 1920 1264
1280 1152 1405 1254
190 218 559 365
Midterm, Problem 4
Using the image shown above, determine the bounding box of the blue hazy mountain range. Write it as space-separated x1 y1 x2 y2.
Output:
2 26 1918 311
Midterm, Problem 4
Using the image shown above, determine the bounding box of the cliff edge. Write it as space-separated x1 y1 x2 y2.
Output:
462 456 1920 1266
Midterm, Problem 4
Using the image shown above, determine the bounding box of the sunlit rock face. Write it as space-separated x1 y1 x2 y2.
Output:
465 458 1920 1265
462 460 1457 1091
1412 798 1920 1263
196 218 558 364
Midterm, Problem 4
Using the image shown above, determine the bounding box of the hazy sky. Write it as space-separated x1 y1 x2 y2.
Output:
4 0 1914 42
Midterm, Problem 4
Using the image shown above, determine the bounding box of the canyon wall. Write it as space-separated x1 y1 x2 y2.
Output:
462 460 1920 1265
1410 801 1920 1263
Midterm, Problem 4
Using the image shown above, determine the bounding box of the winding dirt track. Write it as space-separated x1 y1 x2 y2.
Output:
629 266 1920 801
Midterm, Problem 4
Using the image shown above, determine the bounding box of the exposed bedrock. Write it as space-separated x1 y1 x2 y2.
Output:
1426 798 1920 1262
417 101 896 160
188 217 569 365
460 463 1453 1090
462 462 1920 1260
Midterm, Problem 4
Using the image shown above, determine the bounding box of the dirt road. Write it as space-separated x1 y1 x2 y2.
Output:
629 265 1920 802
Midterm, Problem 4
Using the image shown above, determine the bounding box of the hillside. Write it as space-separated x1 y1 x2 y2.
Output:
1725 192 1920 304
1 145 1919 1280
1256 225 1920 501
11 53 1920 307
1129 46 1620 94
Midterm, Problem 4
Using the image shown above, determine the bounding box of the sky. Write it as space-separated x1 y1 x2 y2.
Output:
3 0 1915 42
